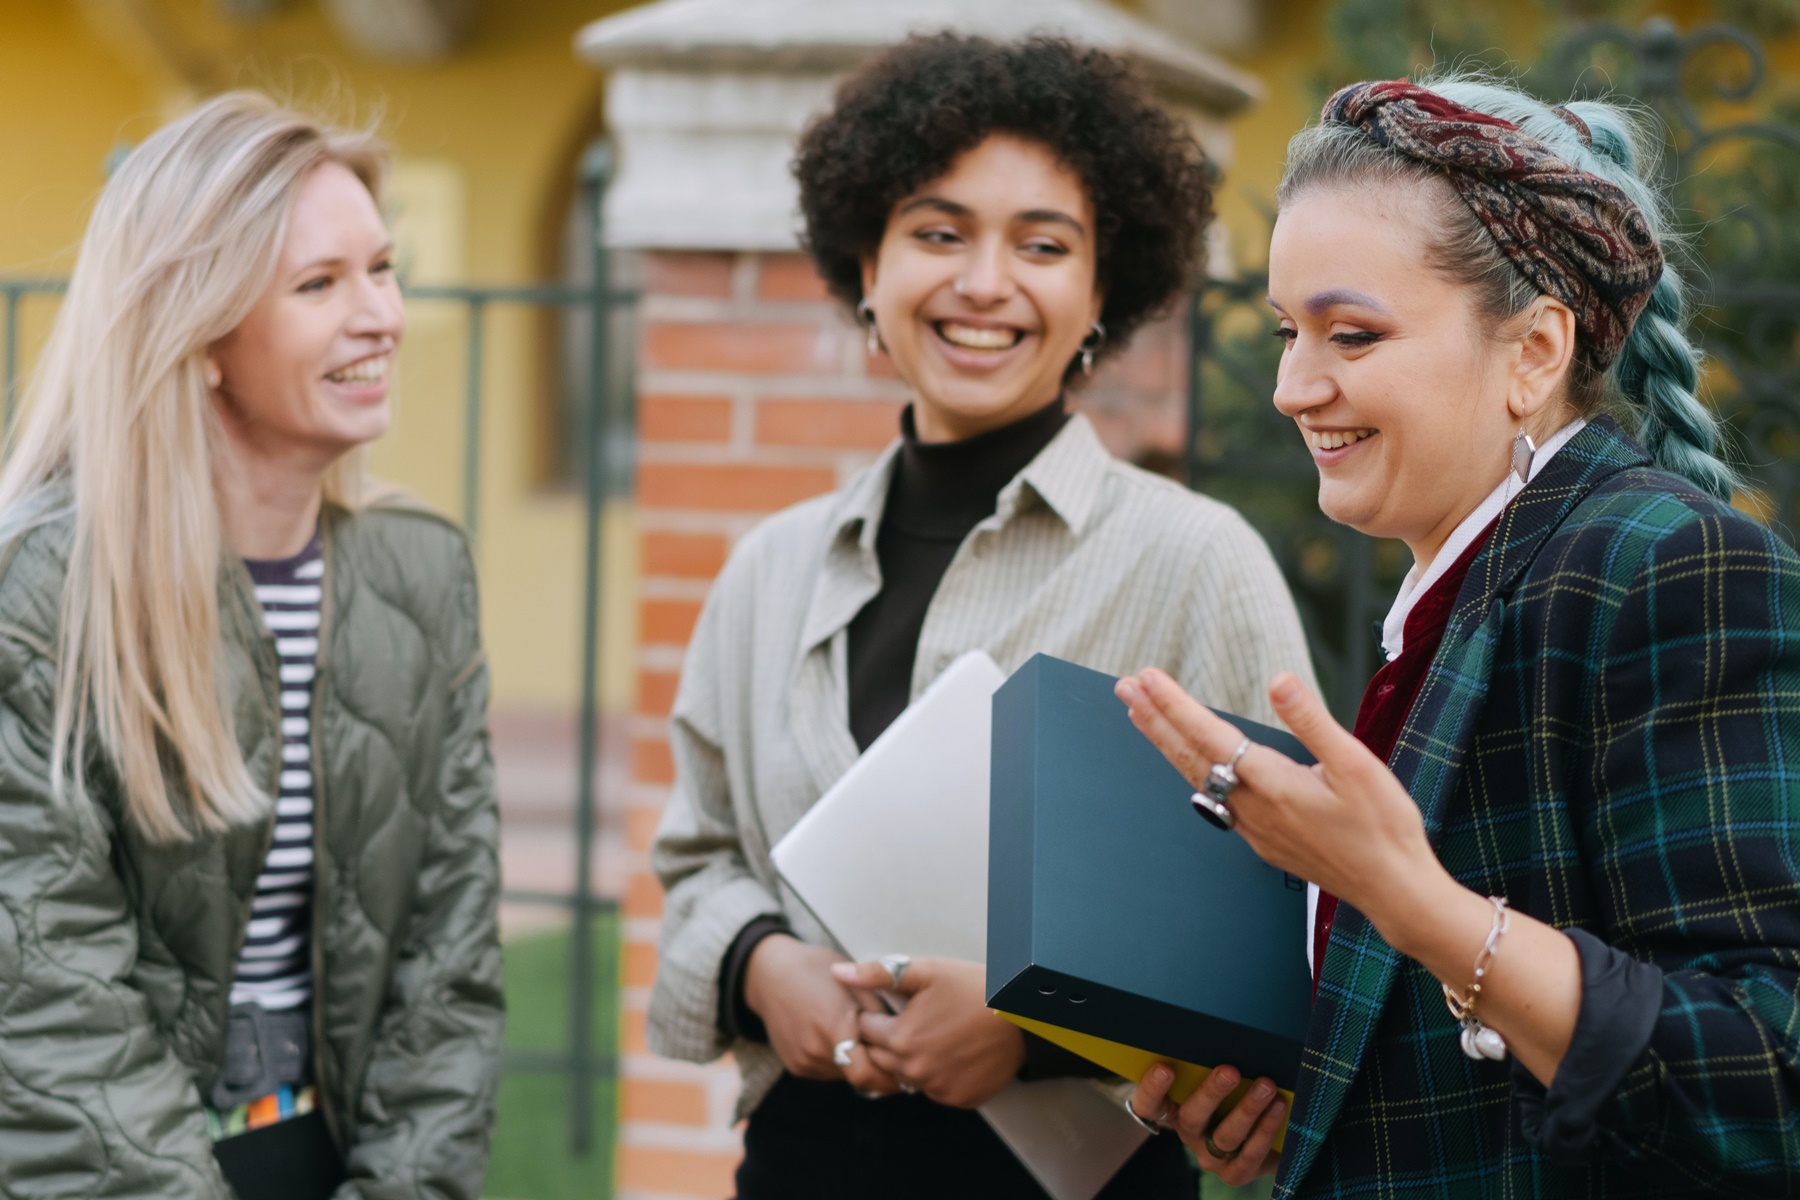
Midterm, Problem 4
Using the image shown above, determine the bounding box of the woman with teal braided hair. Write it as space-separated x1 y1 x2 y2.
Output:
1116 74 1800 1196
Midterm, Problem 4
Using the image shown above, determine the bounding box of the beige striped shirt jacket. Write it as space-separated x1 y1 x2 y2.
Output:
647 412 1320 1117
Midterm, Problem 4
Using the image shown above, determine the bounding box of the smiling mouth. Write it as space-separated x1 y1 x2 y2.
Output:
1306 428 1376 451
935 321 1024 351
324 355 390 385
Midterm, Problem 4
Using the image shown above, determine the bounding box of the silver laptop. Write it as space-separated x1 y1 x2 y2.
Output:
772 651 1149 1200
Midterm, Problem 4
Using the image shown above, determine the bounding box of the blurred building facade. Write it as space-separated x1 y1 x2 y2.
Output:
2 0 657 758
0 0 1302 717
0 5 1282 1197
6 2 1793 1198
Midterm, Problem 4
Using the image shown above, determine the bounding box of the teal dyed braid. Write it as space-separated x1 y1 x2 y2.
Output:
1609 266 1739 501
1575 110 1739 501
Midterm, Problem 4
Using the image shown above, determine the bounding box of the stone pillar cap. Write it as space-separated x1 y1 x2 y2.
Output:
577 0 1261 113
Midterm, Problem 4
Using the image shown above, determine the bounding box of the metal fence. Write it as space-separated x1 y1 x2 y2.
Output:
0 140 634 1164
429 140 634 1159
1185 17 1800 723
1 277 64 431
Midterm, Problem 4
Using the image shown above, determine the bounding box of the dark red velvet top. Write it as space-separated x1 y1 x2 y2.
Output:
1312 518 1500 992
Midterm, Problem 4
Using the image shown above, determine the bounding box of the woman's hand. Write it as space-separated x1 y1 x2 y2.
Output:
743 934 899 1095
831 957 1026 1109
1114 668 1446 921
1118 668 1584 1086
1130 1063 1283 1185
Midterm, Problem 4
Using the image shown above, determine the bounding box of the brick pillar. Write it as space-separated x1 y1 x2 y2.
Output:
619 249 905 1199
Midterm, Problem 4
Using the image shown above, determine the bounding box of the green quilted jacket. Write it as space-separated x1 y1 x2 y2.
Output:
0 494 504 1199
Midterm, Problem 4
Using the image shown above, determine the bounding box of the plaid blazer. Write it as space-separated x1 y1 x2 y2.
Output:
1277 418 1800 1198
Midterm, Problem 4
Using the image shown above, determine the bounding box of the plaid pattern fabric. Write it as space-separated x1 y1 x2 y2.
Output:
1278 418 1800 1198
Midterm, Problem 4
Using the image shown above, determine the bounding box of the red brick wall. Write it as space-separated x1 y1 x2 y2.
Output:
620 249 1188 1199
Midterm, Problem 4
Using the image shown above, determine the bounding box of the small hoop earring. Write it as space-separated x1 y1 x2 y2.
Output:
1079 320 1106 377
1510 427 1537 483
856 298 882 356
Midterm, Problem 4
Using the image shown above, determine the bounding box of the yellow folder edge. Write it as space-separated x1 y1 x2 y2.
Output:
997 1011 1292 1152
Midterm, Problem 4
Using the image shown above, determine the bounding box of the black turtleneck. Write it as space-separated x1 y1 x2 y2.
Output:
847 399 1070 750
717 398 1070 1044
718 396 1195 1198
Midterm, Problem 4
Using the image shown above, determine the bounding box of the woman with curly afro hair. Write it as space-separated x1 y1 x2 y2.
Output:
644 34 1316 1200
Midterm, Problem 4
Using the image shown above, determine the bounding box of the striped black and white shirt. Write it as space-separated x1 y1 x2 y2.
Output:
232 537 324 1013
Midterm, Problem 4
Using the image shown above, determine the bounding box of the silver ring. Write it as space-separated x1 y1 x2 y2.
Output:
833 1038 857 1067
1124 1095 1165 1134
1193 737 1252 831
878 953 912 989
1202 1130 1242 1162
1211 737 1252 793
1191 787 1236 830
899 1082 918 1095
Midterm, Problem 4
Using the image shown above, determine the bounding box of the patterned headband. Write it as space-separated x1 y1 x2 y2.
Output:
1321 80 1664 366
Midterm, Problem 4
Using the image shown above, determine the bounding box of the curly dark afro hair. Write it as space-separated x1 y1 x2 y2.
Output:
792 34 1214 361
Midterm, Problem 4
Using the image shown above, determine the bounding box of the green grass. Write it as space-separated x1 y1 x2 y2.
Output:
484 917 620 1200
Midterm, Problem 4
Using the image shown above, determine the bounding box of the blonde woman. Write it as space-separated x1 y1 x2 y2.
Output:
0 94 502 1200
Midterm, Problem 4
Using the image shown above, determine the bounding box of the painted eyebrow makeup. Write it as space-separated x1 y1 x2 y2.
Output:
1266 289 1393 316
1304 288 1391 315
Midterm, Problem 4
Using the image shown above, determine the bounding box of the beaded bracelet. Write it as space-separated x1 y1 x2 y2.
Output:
1442 895 1510 1061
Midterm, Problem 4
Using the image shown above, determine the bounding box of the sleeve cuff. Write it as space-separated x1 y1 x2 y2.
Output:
718 916 792 1044
1513 927 1662 1162
645 873 785 1062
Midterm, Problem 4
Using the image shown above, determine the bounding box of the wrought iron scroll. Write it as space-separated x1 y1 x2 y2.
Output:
1552 16 1800 536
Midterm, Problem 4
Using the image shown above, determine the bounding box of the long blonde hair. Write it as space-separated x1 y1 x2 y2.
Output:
0 92 388 843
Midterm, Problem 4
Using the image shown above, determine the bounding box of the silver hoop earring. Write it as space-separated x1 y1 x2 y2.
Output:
856 298 882 356
1510 428 1537 483
1079 320 1106 377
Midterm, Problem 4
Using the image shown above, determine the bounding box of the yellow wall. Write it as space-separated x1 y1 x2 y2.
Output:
0 0 639 712
1207 0 1331 273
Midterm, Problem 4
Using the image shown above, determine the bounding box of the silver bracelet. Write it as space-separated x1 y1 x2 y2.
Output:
1442 895 1510 1061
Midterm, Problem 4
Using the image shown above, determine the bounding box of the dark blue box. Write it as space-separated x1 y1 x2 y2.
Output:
987 654 1315 1088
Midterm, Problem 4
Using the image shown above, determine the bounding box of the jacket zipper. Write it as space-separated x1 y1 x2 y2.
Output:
308 523 341 1149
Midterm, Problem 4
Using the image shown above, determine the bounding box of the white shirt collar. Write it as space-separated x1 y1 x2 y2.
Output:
1380 419 1586 662
1311 419 1589 979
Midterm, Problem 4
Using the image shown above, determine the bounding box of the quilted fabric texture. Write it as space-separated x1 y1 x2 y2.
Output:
1278 418 1800 1197
0 495 503 1200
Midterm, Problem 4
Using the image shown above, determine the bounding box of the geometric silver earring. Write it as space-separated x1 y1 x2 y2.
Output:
1510 428 1537 483
856 298 882 356
1078 320 1106 376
